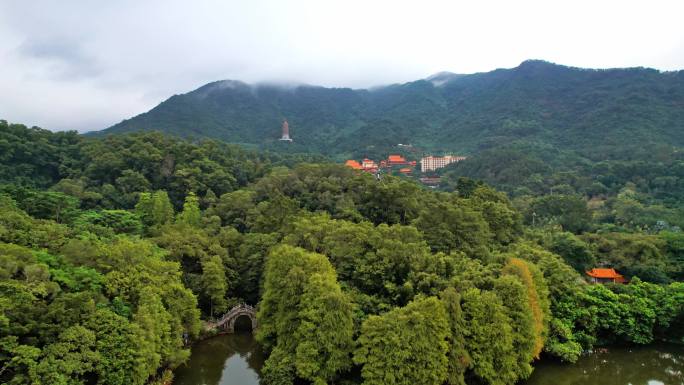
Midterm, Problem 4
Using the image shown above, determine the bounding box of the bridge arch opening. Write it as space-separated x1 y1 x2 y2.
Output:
213 304 258 334
233 314 254 332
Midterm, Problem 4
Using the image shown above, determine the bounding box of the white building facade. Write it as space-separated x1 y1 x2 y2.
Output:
420 155 466 173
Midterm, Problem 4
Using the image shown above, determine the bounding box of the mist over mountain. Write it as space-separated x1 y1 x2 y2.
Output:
96 60 684 160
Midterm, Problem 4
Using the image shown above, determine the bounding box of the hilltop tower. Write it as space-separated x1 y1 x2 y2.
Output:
279 119 293 141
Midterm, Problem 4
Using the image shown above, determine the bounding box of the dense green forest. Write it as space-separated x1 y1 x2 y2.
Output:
1 121 683 385
437 139 684 283
97 60 684 161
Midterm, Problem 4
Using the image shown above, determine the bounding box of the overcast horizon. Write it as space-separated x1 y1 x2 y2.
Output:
1 0 683 133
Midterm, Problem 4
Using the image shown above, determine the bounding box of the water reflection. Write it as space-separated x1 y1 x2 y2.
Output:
175 335 682 385
173 332 264 385
525 344 684 385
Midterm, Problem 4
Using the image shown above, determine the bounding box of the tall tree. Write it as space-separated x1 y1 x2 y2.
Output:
293 272 355 385
460 288 517 385
439 288 471 385
135 191 174 230
258 245 354 385
201 255 228 318
354 296 449 385
177 192 201 227
493 275 536 380
502 257 549 357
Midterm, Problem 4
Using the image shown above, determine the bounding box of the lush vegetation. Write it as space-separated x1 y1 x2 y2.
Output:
97 60 684 162
438 139 684 284
1 121 683 385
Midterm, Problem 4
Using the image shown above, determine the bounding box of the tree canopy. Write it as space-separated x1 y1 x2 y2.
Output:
1 121 683 385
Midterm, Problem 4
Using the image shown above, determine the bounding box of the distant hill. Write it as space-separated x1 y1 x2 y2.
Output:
95 60 684 161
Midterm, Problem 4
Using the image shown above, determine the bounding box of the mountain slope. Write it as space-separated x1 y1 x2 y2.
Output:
96 60 684 160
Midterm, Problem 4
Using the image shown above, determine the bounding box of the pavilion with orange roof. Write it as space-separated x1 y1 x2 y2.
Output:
586 268 627 284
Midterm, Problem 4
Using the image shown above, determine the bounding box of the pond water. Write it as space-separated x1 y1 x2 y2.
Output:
174 331 683 385
526 344 684 385
173 331 265 385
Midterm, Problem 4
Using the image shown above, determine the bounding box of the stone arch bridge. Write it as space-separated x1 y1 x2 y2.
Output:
208 304 257 333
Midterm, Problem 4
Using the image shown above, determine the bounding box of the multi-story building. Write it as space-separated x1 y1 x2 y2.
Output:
420 155 466 173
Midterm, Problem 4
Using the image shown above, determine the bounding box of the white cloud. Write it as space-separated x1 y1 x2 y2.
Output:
0 0 682 132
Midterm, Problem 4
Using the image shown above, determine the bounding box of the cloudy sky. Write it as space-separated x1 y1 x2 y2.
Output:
1 0 683 132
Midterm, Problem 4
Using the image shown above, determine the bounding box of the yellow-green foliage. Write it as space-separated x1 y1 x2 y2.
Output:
503 257 548 357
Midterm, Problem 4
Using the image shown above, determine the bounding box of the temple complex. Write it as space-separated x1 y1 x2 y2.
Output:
344 155 416 174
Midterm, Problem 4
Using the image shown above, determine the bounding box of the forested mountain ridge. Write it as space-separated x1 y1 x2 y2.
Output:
96 60 684 160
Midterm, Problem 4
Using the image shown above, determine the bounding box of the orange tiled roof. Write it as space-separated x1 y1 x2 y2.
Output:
399 168 412 173
345 160 362 169
388 155 406 162
586 268 623 279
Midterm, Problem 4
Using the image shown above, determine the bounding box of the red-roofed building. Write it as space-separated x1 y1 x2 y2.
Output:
346 155 416 174
385 155 416 168
586 268 627 284
345 160 362 170
388 155 406 164
361 159 378 173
